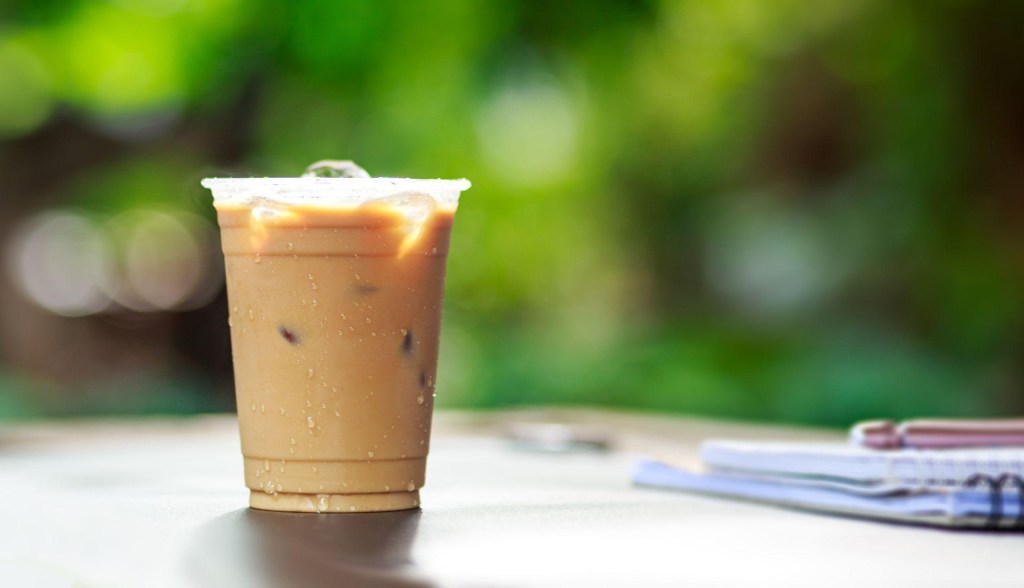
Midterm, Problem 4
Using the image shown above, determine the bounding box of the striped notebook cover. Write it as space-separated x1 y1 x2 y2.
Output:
634 441 1024 528
700 441 1024 488
633 459 1024 528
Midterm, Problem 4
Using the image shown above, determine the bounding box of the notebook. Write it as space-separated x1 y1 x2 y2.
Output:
701 440 1024 490
633 441 1024 529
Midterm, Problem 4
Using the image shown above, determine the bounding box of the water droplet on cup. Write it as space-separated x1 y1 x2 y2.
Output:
307 416 316 429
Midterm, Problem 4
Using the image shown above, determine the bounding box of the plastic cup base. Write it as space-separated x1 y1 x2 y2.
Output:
249 490 420 513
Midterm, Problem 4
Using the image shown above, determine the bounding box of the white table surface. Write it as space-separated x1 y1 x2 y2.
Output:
0 409 1021 587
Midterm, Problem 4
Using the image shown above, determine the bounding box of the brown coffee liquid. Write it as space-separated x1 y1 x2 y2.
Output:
216 203 455 512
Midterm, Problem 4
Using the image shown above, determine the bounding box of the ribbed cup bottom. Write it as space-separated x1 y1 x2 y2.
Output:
249 490 420 513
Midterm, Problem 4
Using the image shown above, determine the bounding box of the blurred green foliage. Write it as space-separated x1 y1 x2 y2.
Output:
1 0 1022 425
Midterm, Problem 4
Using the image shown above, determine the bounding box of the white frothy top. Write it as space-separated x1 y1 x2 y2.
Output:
200 177 471 208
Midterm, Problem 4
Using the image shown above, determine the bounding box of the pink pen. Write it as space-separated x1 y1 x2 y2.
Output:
851 418 1024 449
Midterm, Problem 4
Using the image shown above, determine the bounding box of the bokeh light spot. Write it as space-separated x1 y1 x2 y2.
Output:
476 75 581 187
105 210 216 312
60 4 186 117
6 211 114 317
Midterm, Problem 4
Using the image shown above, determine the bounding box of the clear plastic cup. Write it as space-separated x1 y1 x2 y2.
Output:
202 175 470 512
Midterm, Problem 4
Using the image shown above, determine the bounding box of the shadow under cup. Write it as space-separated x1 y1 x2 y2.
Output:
203 177 470 512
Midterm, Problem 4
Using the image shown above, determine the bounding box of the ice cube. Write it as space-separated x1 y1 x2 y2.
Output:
301 160 371 178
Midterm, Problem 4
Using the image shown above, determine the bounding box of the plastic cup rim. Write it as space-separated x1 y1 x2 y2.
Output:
200 176 470 208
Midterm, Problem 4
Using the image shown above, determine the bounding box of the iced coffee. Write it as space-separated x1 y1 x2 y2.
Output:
202 173 469 512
